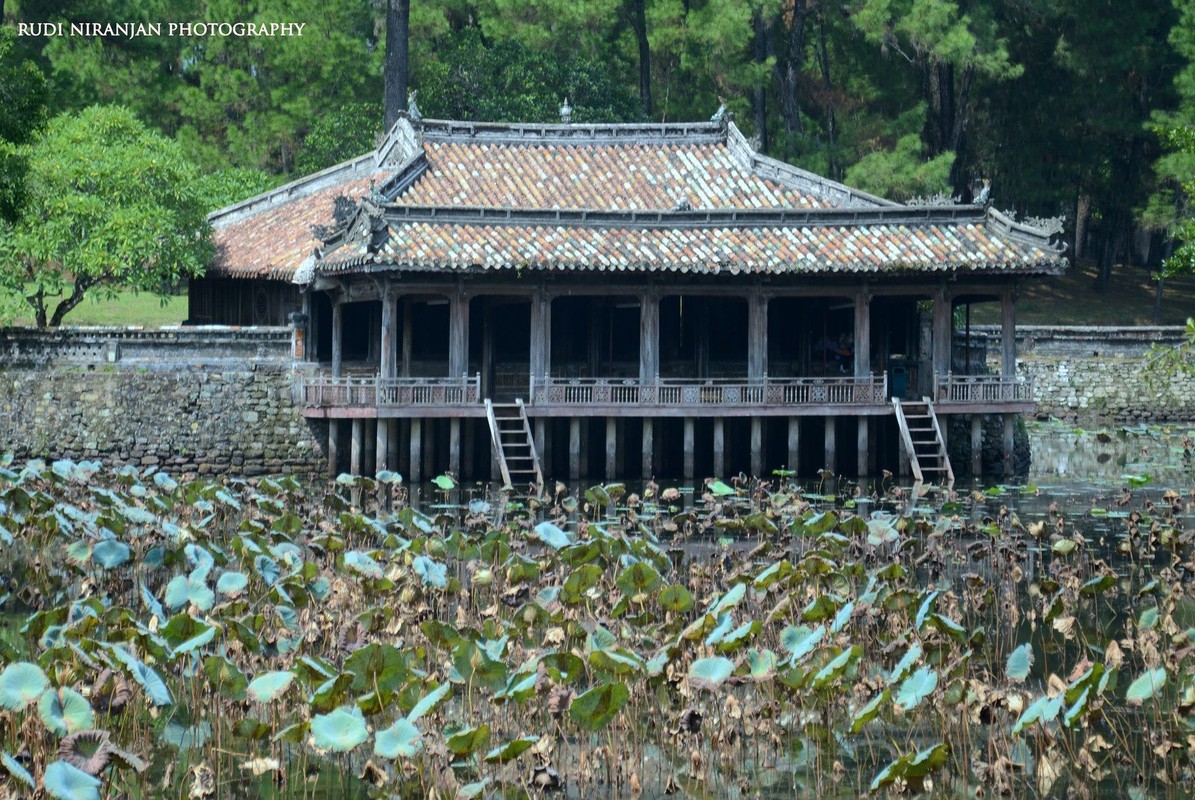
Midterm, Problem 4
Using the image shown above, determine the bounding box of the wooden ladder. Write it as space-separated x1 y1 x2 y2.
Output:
485 398 544 492
893 396 955 486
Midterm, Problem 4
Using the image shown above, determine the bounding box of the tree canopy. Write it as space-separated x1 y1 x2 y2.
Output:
0 106 211 327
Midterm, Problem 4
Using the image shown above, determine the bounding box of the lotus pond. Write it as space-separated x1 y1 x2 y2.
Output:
0 440 1194 799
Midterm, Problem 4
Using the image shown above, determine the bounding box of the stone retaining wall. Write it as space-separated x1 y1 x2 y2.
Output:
0 327 325 476
971 325 1195 422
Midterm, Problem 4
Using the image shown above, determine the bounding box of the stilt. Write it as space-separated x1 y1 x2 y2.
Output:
605 418 617 480
971 415 983 476
751 418 762 478
857 416 868 477
534 418 546 470
787 417 799 473
641 418 654 480
683 417 695 481
569 418 581 481
824 417 836 473
1003 415 1015 476
463 419 475 481
713 418 725 477
449 418 461 476
363 420 376 476
409 418 422 484
376 418 390 474
399 419 410 478
328 419 340 476
351 419 363 475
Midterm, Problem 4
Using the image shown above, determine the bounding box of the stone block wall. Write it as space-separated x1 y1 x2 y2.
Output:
0 327 325 477
971 325 1195 423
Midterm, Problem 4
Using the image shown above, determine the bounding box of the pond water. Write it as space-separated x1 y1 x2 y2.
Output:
0 424 1192 799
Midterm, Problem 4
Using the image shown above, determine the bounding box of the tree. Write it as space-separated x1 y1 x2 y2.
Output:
384 0 411 132
0 26 48 223
0 106 211 327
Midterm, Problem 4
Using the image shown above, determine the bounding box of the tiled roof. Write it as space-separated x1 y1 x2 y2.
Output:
400 141 831 210
319 213 1063 276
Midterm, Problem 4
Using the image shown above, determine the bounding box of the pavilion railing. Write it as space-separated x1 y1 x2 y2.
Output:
530 375 890 407
936 373 1033 403
303 374 481 407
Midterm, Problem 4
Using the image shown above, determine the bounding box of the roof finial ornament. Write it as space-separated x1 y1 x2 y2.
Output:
711 96 728 122
670 197 693 212
368 179 383 205
559 97 573 124
407 90 422 122
973 177 991 207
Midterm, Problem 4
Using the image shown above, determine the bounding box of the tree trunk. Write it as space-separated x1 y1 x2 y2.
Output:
383 0 410 133
27 285 47 329
816 10 839 178
1073 192 1091 261
49 278 92 327
631 0 652 117
776 0 810 148
751 10 768 153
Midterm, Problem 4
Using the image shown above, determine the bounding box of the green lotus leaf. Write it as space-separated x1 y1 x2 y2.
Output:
533 521 574 550
202 656 247 701
2 750 34 787
781 624 825 665
483 735 539 764
446 723 490 756
1012 694 1063 735
407 683 452 722
1005 643 1033 682
247 671 295 704
375 717 422 758
895 667 938 711
163 574 214 612
616 560 661 596
569 683 629 731
850 688 890 733
345 643 408 694
0 662 49 710
91 540 131 569
43 760 102 800
343 550 384 580
38 688 94 735
658 584 694 612
689 657 735 691
892 642 921 682
1126 668 1166 705
216 571 249 598
412 555 447 589
433 474 456 491
311 706 368 752
707 479 735 496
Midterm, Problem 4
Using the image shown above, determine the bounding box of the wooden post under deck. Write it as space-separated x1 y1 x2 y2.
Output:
972 415 983 476
449 418 461 476
569 418 581 480
787 418 799 472
328 419 339 476
409 418 422 484
376 419 390 474
751 419 763 477
824 417 836 473
641 418 654 479
363 420 376 476
683 417 695 481
350 418 363 475
713 418 725 477
605 418 617 480
857 417 868 477
1003 415 1015 476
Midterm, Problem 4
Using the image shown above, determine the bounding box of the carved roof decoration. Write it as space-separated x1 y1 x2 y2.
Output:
207 114 1067 283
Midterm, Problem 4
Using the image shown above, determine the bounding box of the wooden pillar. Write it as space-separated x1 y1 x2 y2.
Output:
350 419 363 475
331 301 344 378
409 418 422 484
449 418 461 476
787 418 800 472
375 418 390 474
641 417 654 479
363 420 376 476
605 418 617 480
751 418 763 477
449 289 469 379
569 418 581 480
857 416 868 477
530 289 551 399
640 290 660 383
747 291 767 379
380 286 396 380
481 301 494 398
683 417 695 481
1001 291 1016 380
824 417 836 473
854 289 871 378
463 419 476 480
971 415 983 476
534 418 546 466
401 298 413 377
713 418 725 477
932 288 952 396
327 420 340 476
1003 415 1015 476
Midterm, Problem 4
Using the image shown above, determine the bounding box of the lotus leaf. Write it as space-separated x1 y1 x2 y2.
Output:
311 706 368 752
375 717 422 758
446 723 490 756
569 682 629 731
1006 643 1033 682
689 657 735 690
43 760 101 800
247 671 295 704
483 735 538 764
0 662 49 710
38 688 94 735
895 667 938 711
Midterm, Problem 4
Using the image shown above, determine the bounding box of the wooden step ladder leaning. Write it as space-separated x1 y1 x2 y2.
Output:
892 396 955 486
485 398 544 492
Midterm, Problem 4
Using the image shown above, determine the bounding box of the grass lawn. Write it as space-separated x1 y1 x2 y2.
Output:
972 259 1195 325
9 289 188 328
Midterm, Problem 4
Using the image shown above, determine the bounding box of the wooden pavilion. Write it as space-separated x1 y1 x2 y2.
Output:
199 113 1067 484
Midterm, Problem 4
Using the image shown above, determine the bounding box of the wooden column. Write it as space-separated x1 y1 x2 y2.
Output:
569 418 581 480
683 417 695 480
747 291 767 379
1003 415 1015 476
449 289 469 379
331 301 344 378
350 419 363 475
639 291 659 383
481 301 494 398
641 418 654 479
824 417 836 473
971 415 983 476
409 418 423 484
1001 291 1016 379
363 420 376 476
534 418 546 467
751 418 763 477
787 418 800 472
376 419 390 475
857 417 868 477
932 288 952 393
530 289 552 398
854 289 871 378
463 420 475 480
327 420 340 476
713 418 725 477
605 418 617 480
401 298 413 376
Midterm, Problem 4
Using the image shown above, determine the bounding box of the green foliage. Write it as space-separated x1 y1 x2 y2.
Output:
0 106 211 327
0 27 48 224
845 133 955 201
294 103 382 175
